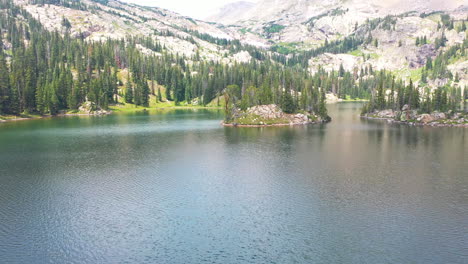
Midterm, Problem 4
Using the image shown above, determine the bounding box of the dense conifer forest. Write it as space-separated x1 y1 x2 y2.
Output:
0 0 466 121
0 0 331 117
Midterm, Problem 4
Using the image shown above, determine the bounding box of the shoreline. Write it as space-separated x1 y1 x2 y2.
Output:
361 115 468 128
0 106 223 124
0 113 110 123
221 121 323 127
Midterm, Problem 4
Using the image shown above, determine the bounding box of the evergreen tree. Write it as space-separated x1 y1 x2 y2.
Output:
157 87 162 102
125 79 133 103
0 54 10 113
376 72 385 110
426 57 433 70
317 88 328 119
281 90 296 114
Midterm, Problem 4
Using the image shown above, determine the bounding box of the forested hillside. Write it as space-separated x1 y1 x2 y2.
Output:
0 0 466 123
363 39 467 115
0 0 331 117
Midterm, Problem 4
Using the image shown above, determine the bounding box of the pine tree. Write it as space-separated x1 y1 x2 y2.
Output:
454 72 460 83
125 79 133 103
281 90 296 114
426 57 433 70
0 54 10 113
421 68 427 83
339 63 345 77
376 73 385 110
67 79 81 110
157 87 162 102
141 79 150 107
317 88 328 120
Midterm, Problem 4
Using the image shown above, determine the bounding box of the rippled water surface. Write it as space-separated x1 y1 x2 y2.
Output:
0 103 467 263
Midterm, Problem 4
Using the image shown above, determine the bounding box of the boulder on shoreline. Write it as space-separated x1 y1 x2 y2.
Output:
78 102 112 115
363 109 467 127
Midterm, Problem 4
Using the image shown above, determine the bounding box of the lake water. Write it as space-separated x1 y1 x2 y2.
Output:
0 103 467 263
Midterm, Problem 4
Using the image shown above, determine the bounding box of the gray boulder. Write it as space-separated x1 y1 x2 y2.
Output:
418 114 434 123
377 109 395 118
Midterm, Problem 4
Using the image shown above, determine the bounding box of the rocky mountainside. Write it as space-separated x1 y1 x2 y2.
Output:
13 0 266 62
210 0 465 44
206 0 467 87
212 0 465 26
206 1 255 25
9 0 468 94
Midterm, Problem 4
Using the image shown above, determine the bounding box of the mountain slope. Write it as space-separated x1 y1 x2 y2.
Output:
12 0 468 86
206 0 467 88
206 1 255 24
1 0 331 120
212 0 465 25
1 0 466 120
210 0 466 45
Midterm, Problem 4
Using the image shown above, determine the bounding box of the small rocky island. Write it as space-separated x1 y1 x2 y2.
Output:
223 104 328 127
362 104 467 127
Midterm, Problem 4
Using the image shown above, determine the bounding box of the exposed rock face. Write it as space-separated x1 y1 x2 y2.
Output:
432 112 446 120
247 105 313 124
325 93 342 104
377 109 395 118
247 104 284 119
78 102 112 115
209 0 463 44
417 114 434 123
292 113 310 124
399 110 418 121
408 44 437 69
206 1 255 24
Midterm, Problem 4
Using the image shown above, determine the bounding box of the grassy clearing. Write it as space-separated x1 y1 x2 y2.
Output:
109 94 223 113
348 49 364 57
271 42 302 55
393 67 422 81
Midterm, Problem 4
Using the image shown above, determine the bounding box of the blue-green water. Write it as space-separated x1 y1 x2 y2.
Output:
0 103 467 263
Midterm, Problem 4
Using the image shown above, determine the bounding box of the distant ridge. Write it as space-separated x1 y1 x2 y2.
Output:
206 1 255 24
